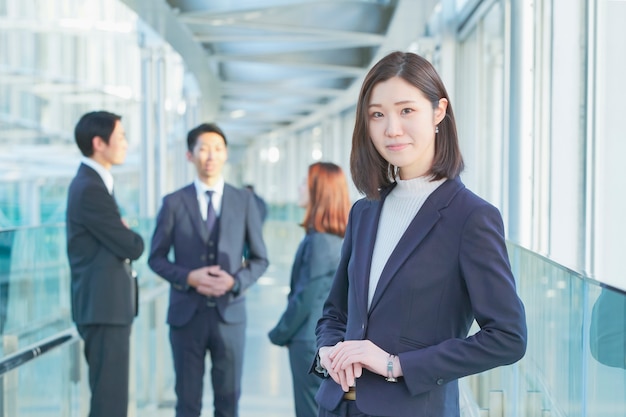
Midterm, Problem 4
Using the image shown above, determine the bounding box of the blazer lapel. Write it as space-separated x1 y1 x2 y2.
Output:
368 178 465 313
217 185 237 250
181 184 209 243
353 198 383 320
79 163 119 209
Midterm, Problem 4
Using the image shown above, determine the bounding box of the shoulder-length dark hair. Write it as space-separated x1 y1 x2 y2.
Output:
301 162 351 238
350 51 464 199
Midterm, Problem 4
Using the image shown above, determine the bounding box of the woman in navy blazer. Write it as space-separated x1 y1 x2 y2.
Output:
313 52 527 417
269 162 351 417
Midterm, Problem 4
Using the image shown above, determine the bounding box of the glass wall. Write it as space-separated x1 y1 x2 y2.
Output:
239 106 357 218
591 0 626 290
438 0 624 291
0 0 197 229
455 1 506 214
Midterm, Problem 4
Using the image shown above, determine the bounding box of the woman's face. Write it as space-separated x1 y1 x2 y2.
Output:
367 76 447 179
297 176 309 208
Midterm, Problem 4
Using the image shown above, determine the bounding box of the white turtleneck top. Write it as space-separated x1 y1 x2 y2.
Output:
367 176 447 308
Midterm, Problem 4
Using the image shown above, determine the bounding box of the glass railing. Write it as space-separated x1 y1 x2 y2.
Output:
0 217 300 416
464 244 626 417
0 224 73 354
1 217 625 416
0 219 175 416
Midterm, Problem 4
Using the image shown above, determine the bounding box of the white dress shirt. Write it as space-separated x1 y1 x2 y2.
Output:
193 177 225 220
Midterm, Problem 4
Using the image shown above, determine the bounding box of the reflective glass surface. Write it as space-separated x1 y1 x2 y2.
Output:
1 219 625 416
465 244 626 417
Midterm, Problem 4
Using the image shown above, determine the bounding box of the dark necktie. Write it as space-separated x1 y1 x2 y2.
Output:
206 190 217 233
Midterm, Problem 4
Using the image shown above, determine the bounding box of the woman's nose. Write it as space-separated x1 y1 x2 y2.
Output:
384 116 403 137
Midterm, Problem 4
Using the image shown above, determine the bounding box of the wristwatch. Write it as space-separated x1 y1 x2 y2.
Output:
231 279 241 295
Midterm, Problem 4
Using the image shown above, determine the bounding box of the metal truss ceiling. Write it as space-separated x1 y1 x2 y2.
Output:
165 0 397 145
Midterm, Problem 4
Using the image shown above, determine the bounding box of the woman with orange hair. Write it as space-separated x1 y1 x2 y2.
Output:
269 162 351 417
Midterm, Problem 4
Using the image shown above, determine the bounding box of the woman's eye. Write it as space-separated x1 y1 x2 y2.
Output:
371 112 383 118
401 108 413 115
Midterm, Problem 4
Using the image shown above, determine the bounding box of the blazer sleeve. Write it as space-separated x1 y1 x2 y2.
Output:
268 234 336 346
78 183 144 260
232 190 268 293
148 195 191 290
400 203 527 396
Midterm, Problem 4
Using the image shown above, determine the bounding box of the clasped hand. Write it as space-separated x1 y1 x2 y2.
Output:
319 340 390 392
188 266 234 297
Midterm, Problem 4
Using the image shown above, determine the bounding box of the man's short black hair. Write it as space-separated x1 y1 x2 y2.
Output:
187 123 227 152
74 111 121 157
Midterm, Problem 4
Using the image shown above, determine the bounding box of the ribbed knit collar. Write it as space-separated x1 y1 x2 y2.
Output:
392 175 447 198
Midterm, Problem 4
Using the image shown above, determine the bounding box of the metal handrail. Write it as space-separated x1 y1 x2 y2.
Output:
0 282 170 377
0 328 79 376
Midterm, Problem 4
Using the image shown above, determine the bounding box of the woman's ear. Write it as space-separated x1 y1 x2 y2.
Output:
434 98 448 125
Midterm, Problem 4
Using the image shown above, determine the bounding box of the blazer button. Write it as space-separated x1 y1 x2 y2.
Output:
209 254 215 260
124 258 130 264
436 378 444 385
200 255 206 261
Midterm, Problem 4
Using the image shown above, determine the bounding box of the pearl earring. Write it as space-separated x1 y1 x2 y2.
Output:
435 126 439 134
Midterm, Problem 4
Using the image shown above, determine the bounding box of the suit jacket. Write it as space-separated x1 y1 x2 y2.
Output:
269 231 343 346
315 177 527 417
148 183 268 326
66 163 145 326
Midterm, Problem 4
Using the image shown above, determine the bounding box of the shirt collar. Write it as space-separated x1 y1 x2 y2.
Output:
193 177 225 197
81 157 114 195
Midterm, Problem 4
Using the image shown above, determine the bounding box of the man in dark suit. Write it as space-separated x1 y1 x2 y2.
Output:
66 111 145 417
148 123 268 417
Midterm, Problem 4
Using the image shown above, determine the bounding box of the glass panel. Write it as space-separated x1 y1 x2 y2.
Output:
2 219 625 415
586 285 626 416
0 218 302 415
455 1 505 209
2 337 77 416
0 225 73 350
465 243 626 417
0 0 194 229
0 218 171 414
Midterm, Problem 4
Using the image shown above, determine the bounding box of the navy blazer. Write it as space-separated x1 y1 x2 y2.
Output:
269 231 343 345
148 183 268 326
315 177 527 417
66 163 145 325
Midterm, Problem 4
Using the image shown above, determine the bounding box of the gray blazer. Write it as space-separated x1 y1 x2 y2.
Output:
66 163 145 325
269 231 343 345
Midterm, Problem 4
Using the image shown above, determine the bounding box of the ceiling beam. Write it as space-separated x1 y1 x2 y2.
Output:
209 55 366 76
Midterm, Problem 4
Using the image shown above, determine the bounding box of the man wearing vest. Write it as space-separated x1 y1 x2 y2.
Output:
148 123 269 417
